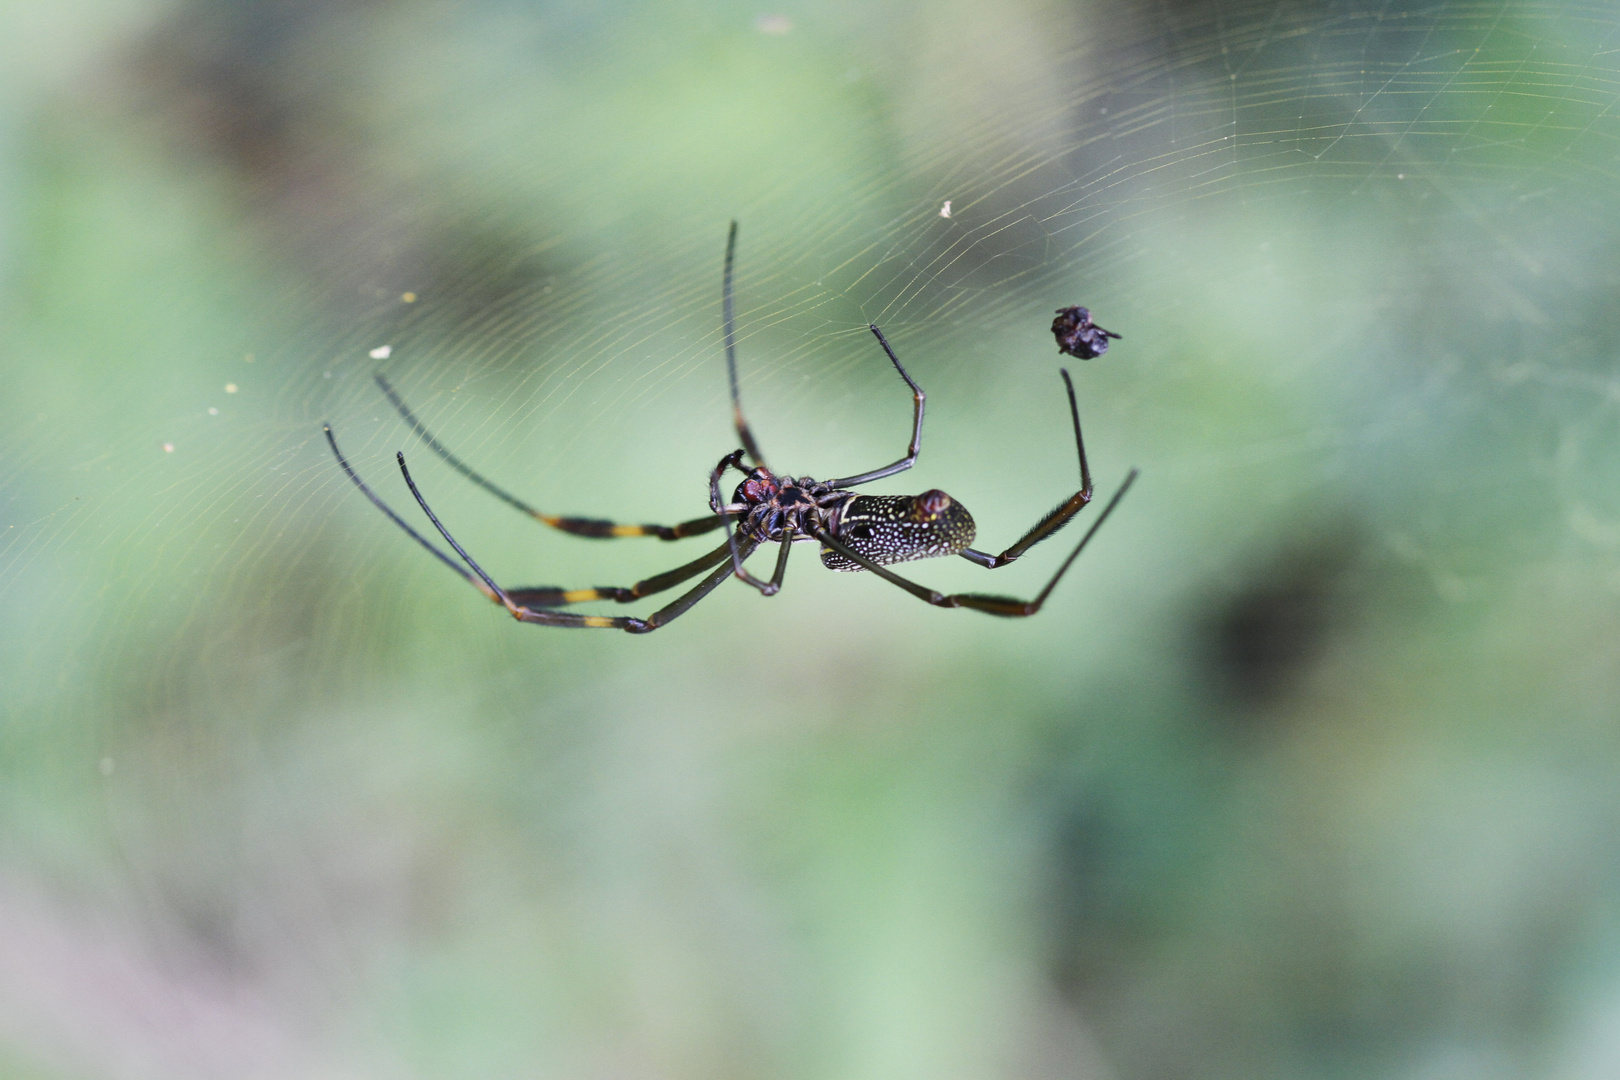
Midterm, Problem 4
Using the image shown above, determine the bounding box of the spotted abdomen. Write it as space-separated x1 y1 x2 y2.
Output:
821 490 976 571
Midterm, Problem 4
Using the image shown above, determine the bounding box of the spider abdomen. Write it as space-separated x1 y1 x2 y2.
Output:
821 490 976 571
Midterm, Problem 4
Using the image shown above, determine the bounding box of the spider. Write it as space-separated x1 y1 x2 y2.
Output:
324 222 1138 633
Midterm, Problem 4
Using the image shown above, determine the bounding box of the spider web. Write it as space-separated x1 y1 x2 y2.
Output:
2 0 1620 1078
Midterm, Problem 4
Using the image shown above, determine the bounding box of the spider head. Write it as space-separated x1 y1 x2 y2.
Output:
733 466 779 507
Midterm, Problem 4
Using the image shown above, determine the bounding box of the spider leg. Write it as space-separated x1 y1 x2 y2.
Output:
811 468 1137 617
326 425 501 598
396 448 758 630
824 324 927 488
723 220 768 468
506 537 737 607
763 530 795 593
707 449 751 514
728 527 795 596
625 539 761 633
514 535 760 632
958 368 1095 569
377 374 724 540
331 424 630 624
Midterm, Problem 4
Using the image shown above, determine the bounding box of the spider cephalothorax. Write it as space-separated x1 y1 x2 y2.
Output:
726 460 851 543
325 221 1135 632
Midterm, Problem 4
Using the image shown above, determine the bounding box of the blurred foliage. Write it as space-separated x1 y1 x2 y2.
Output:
3 1 1620 1079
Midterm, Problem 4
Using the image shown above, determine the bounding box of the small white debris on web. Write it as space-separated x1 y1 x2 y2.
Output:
401 292 417 303
755 14 792 34
939 200 952 218
162 443 175 453
225 383 238 393
208 407 219 415
370 345 392 359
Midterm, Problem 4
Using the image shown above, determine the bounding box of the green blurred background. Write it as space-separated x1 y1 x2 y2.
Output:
3 1 1620 1077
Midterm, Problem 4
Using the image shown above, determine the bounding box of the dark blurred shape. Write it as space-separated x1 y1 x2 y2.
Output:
131 0 558 323
1031 681 1216 1007
1045 798 1142 999
131 0 350 200
1051 305 1121 359
1197 529 1360 710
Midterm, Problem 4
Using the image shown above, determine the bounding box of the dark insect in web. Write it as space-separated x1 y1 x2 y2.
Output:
324 223 1138 633
1052 305 1121 359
